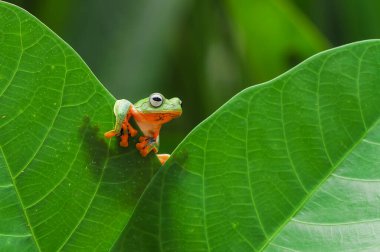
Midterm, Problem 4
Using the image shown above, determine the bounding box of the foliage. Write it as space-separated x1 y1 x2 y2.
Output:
1 2 380 252
3 0 331 154
115 40 380 251
0 3 160 250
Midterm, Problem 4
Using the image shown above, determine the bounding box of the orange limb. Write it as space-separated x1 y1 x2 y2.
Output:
127 106 138 137
119 114 139 147
127 122 138 137
104 109 138 148
136 137 150 157
136 136 158 157
119 121 129 147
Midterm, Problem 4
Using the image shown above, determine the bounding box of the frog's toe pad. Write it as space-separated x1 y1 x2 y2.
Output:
120 140 129 147
119 133 129 147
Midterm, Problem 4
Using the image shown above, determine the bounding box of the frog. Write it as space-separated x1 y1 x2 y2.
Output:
104 93 182 164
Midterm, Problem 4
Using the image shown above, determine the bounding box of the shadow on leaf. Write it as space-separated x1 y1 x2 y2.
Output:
79 116 161 206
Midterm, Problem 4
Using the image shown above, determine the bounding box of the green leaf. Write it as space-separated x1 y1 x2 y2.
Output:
3 1 380 251
0 2 160 251
114 40 380 251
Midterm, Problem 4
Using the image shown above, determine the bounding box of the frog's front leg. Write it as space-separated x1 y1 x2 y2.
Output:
136 136 171 164
104 99 138 147
118 114 138 147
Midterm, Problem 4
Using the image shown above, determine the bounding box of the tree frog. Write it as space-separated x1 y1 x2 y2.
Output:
104 93 182 164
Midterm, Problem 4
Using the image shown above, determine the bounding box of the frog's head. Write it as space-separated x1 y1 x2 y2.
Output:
134 93 182 124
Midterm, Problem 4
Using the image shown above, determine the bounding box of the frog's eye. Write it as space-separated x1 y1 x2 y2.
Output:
149 93 164 107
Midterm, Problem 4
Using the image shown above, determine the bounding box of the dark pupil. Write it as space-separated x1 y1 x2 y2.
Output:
153 97 161 102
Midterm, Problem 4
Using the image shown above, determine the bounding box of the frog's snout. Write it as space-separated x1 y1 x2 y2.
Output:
168 97 182 117
169 97 182 107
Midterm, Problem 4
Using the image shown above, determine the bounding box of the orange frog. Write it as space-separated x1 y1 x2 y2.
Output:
104 93 182 164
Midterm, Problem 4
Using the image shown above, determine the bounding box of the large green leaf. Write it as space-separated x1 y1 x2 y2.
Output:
0 2 161 251
3 1 380 252
114 40 380 251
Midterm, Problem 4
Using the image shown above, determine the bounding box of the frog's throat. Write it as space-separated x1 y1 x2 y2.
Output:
133 111 182 123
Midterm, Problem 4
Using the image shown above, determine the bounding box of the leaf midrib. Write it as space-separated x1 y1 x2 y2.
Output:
259 45 374 251
260 112 380 252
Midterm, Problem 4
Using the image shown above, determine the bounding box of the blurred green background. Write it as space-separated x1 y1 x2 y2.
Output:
5 0 380 152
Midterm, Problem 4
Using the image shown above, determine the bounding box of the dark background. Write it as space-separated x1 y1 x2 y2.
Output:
5 0 380 152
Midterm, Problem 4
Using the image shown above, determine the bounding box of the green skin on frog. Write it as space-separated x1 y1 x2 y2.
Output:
104 93 182 164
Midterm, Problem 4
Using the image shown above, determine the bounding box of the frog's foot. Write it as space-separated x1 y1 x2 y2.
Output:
157 154 170 165
119 131 129 147
136 136 158 157
104 127 130 147
119 120 130 147
104 127 129 147
113 118 138 147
